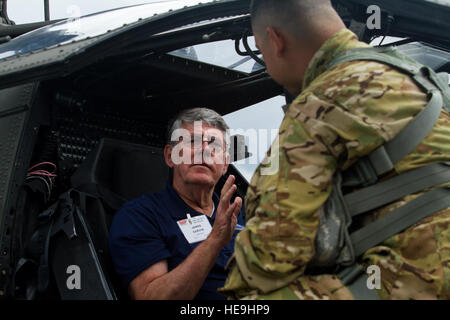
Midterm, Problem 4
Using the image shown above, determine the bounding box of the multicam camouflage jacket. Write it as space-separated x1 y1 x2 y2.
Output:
219 29 450 300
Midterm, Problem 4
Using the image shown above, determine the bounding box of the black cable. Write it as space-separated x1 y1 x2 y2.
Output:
234 31 265 67
242 35 265 67
235 38 248 57
379 15 395 46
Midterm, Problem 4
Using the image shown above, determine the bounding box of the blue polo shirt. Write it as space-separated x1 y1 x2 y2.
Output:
108 182 245 300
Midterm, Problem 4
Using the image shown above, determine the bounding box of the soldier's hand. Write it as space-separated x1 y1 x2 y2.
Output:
209 175 242 248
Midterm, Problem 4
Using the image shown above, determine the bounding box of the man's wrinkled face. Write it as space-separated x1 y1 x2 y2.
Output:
165 122 229 187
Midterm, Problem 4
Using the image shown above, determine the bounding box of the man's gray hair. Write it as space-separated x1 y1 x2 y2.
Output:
166 107 230 147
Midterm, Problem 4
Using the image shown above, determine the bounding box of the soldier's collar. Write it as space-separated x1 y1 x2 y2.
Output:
302 29 369 90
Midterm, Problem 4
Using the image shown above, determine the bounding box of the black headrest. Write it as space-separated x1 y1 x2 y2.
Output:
71 138 168 201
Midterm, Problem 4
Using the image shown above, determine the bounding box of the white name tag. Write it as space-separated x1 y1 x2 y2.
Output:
177 214 212 244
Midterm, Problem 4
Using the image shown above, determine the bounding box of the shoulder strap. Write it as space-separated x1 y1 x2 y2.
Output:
342 85 442 184
345 162 450 217
367 88 442 175
326 46 450 300
337 186 450 300
327 46 450 112
350 187 450 258
326 47 446 184
337 264 380 300
327 46 422 75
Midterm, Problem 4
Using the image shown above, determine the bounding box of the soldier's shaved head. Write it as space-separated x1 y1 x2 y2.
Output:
249 0 346 95
250 0 343 42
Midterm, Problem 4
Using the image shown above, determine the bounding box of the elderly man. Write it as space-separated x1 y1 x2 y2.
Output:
109 108 244 300
221 0 450 299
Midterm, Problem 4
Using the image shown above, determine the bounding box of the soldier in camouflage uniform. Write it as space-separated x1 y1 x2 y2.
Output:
219 0 450 299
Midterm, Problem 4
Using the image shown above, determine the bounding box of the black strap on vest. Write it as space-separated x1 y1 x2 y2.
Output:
350 187 450 257
325 46 450 299
345 162 450 217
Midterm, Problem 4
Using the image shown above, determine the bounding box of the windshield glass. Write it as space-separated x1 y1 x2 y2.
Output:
170 37 265 74
0 0 215 60
224 96 286 182
425 0 450 6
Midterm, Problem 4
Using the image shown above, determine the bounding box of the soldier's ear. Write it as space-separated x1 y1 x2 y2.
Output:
266 26 286 57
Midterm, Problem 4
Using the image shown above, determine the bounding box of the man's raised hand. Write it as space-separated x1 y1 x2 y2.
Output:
209 175 242 247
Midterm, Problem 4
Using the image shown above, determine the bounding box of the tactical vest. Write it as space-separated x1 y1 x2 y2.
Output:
308 46 450 299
